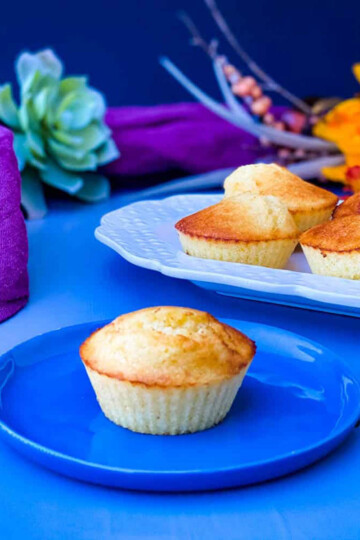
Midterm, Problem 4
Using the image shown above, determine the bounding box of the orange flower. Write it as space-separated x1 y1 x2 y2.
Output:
313 64 360 190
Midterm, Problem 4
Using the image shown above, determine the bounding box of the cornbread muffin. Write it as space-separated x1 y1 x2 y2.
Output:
300 216 360 279
80 307 256 435
223 163 338 232
175 193 299 269
333 193 360 219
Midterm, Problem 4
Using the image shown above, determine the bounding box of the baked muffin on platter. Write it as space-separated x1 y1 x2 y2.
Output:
333 193 360 219
300 215 360 279
223 163 338 232
175 193 299 268
80 306 256 435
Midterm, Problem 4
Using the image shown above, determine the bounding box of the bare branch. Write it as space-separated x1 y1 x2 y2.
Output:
177 11 217 59
203 0 312 115
178 13 254 120
160 57 336 150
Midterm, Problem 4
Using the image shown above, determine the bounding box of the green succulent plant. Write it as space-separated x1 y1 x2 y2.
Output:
0 49 120 218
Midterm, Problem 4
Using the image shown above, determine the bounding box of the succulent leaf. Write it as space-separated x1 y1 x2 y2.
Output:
0 84 20 129
18 96 33 131
57 93 95 130
13 133 29 171
27 130 46 159
48 138 87 161
33 87 50 120
28 152 46 170
56 151 98 171
96 138 121 165
21 168 48 219
40 159 84 193
75 173 110 202
51 129 83 147
86 89 106 120
36 50 63 78
70 123 111 151
58 77 87 96
16 49 62 89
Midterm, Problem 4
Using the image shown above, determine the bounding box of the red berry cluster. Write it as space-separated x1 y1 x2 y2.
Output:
221 62 285 130
220 58 312 163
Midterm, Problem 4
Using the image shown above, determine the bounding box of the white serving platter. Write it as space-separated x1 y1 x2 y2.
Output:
95 194 360 317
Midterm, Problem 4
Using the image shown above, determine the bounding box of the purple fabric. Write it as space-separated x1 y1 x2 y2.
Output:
104 103 271 177
0 127 29 323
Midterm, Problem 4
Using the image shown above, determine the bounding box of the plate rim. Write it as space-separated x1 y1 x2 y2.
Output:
0 319 359 485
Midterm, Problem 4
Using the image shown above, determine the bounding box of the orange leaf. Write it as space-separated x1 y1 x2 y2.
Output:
352 63 360 84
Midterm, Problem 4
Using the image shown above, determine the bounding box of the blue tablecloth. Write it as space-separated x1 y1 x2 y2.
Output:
1 189 360 539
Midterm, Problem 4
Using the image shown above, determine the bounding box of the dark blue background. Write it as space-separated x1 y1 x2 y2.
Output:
1 0 359 106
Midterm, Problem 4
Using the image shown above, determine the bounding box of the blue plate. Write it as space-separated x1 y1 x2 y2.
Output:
0 320 359 492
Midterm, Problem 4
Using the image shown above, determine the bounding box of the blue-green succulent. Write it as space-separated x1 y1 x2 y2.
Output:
0 49 120 218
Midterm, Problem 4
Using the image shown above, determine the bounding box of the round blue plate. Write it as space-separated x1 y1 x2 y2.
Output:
0 319 359 492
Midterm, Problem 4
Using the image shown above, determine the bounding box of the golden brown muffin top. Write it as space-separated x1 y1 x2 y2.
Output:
300 215 360 252
224 163 338 213
80 307 256 387
333 193 360 219
175 193 299 242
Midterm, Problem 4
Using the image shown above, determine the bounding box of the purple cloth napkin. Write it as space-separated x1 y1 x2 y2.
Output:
104 103 271 177
0 127 29 323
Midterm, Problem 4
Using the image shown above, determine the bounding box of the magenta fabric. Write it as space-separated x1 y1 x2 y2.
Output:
0 127 29 322
104 103 271 177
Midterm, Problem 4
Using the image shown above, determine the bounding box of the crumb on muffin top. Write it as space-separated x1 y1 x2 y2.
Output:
80 307 256 387
224 163 338 213
300 215 360 252
175 193 299 242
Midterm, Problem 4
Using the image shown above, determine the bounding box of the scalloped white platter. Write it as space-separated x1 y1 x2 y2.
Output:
95 194 360 317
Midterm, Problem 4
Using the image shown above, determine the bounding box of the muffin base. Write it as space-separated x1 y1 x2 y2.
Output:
178 232 298 269
292 207 334 232
301 245 360 279
85 366 248 435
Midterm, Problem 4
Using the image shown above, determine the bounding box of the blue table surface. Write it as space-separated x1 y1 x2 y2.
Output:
1 188 360 540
